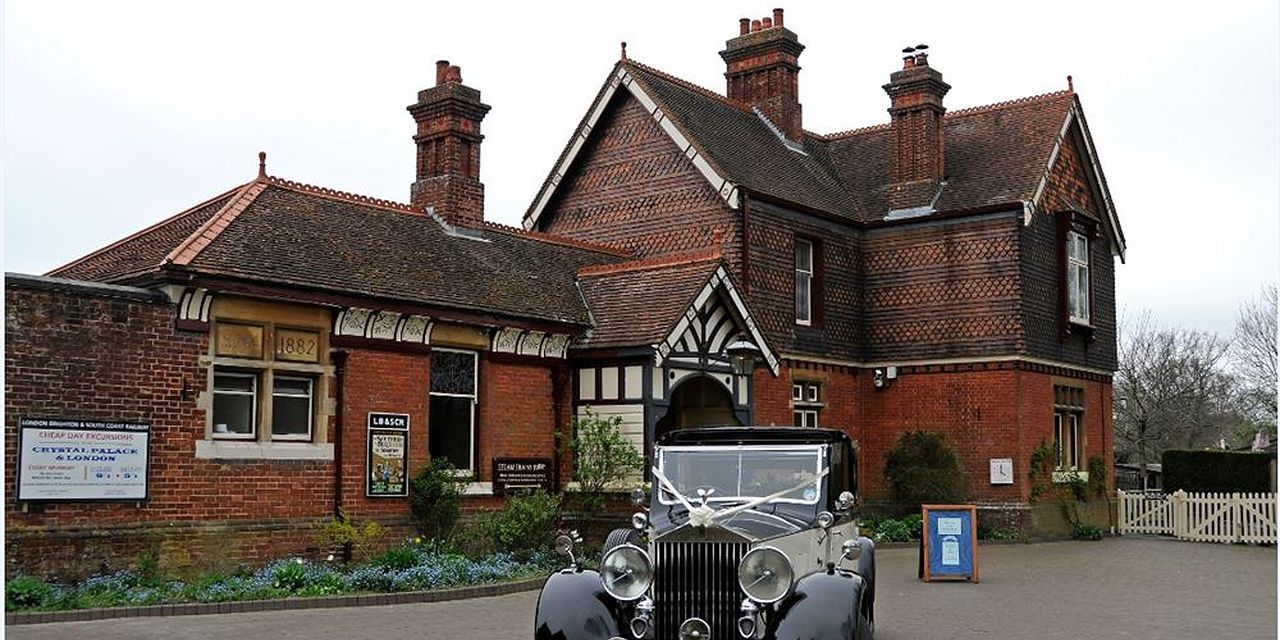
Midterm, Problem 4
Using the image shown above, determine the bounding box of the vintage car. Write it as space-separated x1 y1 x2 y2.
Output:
535 427 876 640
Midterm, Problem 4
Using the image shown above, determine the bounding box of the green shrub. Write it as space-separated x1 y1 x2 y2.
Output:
373 545 422 571
883 431 964 508
481 490 562 556
1162 450 1272 493
1028 441 1052 501
410 458 467 539
270 560 308 593
559 409 644 524
860 513 922 543
1072 523 1104 540
311 518 386 563
6 575 55 609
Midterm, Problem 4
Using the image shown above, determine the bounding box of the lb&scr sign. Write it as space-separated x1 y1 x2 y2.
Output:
16 417 151 502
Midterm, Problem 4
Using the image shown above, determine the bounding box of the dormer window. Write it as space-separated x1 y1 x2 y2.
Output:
1067 231 1090 324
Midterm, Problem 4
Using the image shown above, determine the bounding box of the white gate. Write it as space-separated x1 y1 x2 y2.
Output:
1118 490 1277 544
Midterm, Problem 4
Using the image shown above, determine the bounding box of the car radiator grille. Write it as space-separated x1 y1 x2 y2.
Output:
652 539 748 639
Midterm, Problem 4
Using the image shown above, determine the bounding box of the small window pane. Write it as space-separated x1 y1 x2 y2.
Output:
806 384 819 402
213 373 256 436
792 384 803 401
1053 414 1063 468
215 374 255 393
795 240 812 271
430 395 474 471
272 377 312 438
431 351 476 395
796 273 811 323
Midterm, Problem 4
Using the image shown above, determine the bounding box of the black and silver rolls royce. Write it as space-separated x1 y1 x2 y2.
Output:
535 427 876 640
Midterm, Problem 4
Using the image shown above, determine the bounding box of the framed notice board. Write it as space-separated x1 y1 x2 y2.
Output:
920 504 979 582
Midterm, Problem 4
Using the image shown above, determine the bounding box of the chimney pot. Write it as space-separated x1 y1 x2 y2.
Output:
751 19 761 32
773 8 784 27
762 16 772 29
739 18 750 35
447 65 462 84
435 60 450 85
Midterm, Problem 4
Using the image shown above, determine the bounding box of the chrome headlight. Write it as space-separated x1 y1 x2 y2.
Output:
600 544 653 601
737 546 794 604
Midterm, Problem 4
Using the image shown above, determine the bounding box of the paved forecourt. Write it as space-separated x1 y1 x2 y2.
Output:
8 537 1276 640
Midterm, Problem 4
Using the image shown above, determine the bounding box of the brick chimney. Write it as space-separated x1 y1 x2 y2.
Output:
720 8 805 141
408 61 491 227
883 45 951 208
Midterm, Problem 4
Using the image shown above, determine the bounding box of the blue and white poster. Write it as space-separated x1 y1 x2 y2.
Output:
924 506 977 581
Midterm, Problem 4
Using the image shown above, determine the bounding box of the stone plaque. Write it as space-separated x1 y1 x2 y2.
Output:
215 323 263 358
275 329 321 362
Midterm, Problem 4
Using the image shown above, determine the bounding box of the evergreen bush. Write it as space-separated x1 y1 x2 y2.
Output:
883 430 964 508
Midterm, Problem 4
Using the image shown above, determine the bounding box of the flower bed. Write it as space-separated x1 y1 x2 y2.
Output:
6 546 561 612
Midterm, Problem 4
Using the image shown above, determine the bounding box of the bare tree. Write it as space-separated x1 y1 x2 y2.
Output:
1114 314 1234 488
1232 283 1278 422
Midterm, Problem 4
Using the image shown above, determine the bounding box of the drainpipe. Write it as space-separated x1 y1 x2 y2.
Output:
551 362 568 492
331 350 349 555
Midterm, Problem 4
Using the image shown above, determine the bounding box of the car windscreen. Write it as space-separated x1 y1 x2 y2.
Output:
656 445 825 507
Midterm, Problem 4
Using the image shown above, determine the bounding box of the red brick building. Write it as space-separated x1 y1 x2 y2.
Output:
6 9 1124 576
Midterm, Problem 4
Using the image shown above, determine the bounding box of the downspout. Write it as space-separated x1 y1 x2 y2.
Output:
551 361 568 492
331 350 348 512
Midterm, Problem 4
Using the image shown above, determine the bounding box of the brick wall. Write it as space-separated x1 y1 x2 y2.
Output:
4 280 334 579
537 92 740 264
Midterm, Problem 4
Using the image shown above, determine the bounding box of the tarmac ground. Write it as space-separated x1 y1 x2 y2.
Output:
7 536 1276 640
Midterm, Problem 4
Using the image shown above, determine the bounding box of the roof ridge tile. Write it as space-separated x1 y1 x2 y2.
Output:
577 247 721 278
819 89 1074 141
165 180 268 266
264 176 421 214
45 184 246 277
478 221 632 257
623 59 752 115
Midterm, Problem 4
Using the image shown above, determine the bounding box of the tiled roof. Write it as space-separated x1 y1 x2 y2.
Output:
50 177 628 326
48 188 239 281
623 61 859 218
824 91 1076 220
576 253 723 348
582 60 1079 224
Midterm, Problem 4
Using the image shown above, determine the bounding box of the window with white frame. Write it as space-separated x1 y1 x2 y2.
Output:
1053 385 1084 472
795 238 813 325
1067 231 1090 323
793 381 822 428
429 349 477 472
212 372 257 438
271 376 314 440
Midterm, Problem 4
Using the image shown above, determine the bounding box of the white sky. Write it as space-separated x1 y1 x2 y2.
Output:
3 1 1277 335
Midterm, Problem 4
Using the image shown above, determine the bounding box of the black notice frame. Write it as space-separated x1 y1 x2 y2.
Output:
366 412 410 498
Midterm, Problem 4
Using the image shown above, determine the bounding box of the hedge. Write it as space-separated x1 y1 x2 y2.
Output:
1161 450 1273 493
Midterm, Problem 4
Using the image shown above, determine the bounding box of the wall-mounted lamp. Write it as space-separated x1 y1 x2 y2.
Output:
872 366 898 389
725 339 762 377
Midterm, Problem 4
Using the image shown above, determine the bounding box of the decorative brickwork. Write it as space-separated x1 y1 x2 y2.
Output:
862 213 1024 361
539 92 740 263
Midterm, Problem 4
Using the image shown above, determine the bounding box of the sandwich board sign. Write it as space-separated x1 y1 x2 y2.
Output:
919 504 979 583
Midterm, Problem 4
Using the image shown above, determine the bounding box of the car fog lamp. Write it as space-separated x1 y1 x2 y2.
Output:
600 544 653 601
678 617 711 640
738 546 794 604
631 511 649 531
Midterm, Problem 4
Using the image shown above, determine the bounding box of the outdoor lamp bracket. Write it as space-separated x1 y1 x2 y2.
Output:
724 338 762 376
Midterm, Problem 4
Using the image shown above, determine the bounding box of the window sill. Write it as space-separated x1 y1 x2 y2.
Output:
1052 471 1089 483
194 440 334 461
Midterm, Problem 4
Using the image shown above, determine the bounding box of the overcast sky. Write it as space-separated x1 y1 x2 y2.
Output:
4 1 1277 336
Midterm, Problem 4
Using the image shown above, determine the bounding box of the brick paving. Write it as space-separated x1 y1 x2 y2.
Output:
7 537 1276 640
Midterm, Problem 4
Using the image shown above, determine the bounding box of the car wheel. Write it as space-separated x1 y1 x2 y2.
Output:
601 527 640 560
855 611 874 640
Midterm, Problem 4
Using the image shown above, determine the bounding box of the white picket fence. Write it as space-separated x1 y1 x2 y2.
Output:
1118 490 1277 544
